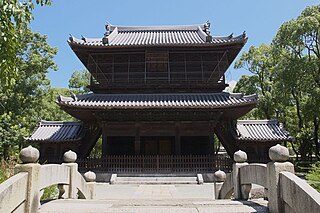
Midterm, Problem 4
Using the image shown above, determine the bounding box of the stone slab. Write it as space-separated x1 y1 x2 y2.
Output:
39 199 268 213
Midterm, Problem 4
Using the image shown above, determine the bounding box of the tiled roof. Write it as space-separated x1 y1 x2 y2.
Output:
235 120 292 142
26 121 84 143
68 23 247 47
57 92 257 109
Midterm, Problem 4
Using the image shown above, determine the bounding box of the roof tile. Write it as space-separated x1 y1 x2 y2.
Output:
58 92 257 109
236 120 291 142
69 24 246 47
26 121 84 143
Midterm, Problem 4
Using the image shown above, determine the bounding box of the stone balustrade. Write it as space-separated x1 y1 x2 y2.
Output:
0 146 96 213
215 144 320 213
1 144 320 213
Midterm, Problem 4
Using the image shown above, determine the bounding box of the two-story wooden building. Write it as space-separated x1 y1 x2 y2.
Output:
27 22 291 172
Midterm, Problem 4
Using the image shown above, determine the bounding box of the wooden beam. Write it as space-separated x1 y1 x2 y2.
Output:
89 54 110 83
207 51 228 82
175 122 181 155
135 123 141 155
101 122 108 157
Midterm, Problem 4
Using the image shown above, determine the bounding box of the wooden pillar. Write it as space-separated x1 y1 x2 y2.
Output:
209 122 215 155
175 122 181 155
101 122 108 157
134 123 141 155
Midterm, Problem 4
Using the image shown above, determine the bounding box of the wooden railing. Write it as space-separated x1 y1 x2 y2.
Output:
77 154 232 173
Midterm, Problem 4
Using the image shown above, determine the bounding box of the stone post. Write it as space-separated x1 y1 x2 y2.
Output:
14 146 41 213
214 170 226 199
84 171 96 199
267 144 294 213
233 150 251 200
62 150 78 199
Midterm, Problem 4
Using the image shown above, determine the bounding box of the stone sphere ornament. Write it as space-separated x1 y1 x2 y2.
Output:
233 150 247 163
269 144 289 162
214 170 226 182
63 150 77 163
19 145 40 163
84 171 96 182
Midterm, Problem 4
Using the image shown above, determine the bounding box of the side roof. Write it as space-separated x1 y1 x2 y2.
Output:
26 120 85 143
26 119 292 144
68 22 247 47
235 120 292 142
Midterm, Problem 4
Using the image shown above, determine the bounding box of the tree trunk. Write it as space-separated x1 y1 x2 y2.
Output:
291 89 307 160
3 144 9 160
314 116 319 160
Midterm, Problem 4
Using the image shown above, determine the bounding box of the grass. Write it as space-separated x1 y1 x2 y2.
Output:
306 162 320 192
41 185 59 201
0 159 16 184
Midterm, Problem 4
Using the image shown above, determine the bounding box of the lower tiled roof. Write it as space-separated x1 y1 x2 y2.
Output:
27 119 291 144
57 92 257 109
26 121 84 143
235 120 292 142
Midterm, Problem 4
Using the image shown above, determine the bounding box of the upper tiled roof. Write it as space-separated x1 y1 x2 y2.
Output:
68 23 247 47
57 92 257 109
26 121 84 143
235 120 292 142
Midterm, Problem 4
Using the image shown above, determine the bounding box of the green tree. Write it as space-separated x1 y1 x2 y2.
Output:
39 88 74 121
0 0 52 88
234 44 275 119
234 5 320 160
0 30 57 159
68 69 90 94
272 4 320 160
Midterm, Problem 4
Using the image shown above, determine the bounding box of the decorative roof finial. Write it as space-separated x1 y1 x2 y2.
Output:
242 31 246 38
103 21 111 44
69 34 74 42
70 92 78 101
204 20 211 35
105 22 111 37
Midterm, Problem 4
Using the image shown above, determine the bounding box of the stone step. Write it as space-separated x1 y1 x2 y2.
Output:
39 199 269 213
114 176 199 184
115 180 198 184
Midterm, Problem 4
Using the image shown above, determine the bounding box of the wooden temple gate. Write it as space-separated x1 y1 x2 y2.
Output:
77 154 232 173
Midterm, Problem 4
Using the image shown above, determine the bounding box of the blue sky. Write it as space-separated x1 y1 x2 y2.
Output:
31 0 319 88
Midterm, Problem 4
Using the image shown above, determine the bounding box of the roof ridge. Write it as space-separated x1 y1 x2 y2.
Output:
237 119 279 124
109 24 205 32
39 120 82 125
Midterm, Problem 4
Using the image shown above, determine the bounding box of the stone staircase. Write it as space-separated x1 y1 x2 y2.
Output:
39 199 269 213
110 174 202 184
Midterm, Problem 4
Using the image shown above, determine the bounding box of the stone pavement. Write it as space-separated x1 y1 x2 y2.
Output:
39 199 268 213
95 183 215 200
39 183 269 212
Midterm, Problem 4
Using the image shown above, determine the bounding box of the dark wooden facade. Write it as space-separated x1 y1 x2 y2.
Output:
27 23 292 171
61 23 254 161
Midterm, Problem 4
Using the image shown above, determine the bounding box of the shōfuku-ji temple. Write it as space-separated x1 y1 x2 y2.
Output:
26 22 292 173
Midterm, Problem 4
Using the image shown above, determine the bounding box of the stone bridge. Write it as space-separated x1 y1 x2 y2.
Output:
0 145 319 213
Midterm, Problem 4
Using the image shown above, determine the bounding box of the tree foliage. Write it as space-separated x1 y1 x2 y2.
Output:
0 0 58 159
234 4 320 160
234 44 275 119
0 29 58 159
68 69 90 94
0 0 51 88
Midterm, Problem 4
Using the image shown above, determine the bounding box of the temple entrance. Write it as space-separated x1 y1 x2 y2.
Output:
141 137 174 155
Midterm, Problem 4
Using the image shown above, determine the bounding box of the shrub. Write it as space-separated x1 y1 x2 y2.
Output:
41 185 59 201
0 159 16 184
306 162 320 192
